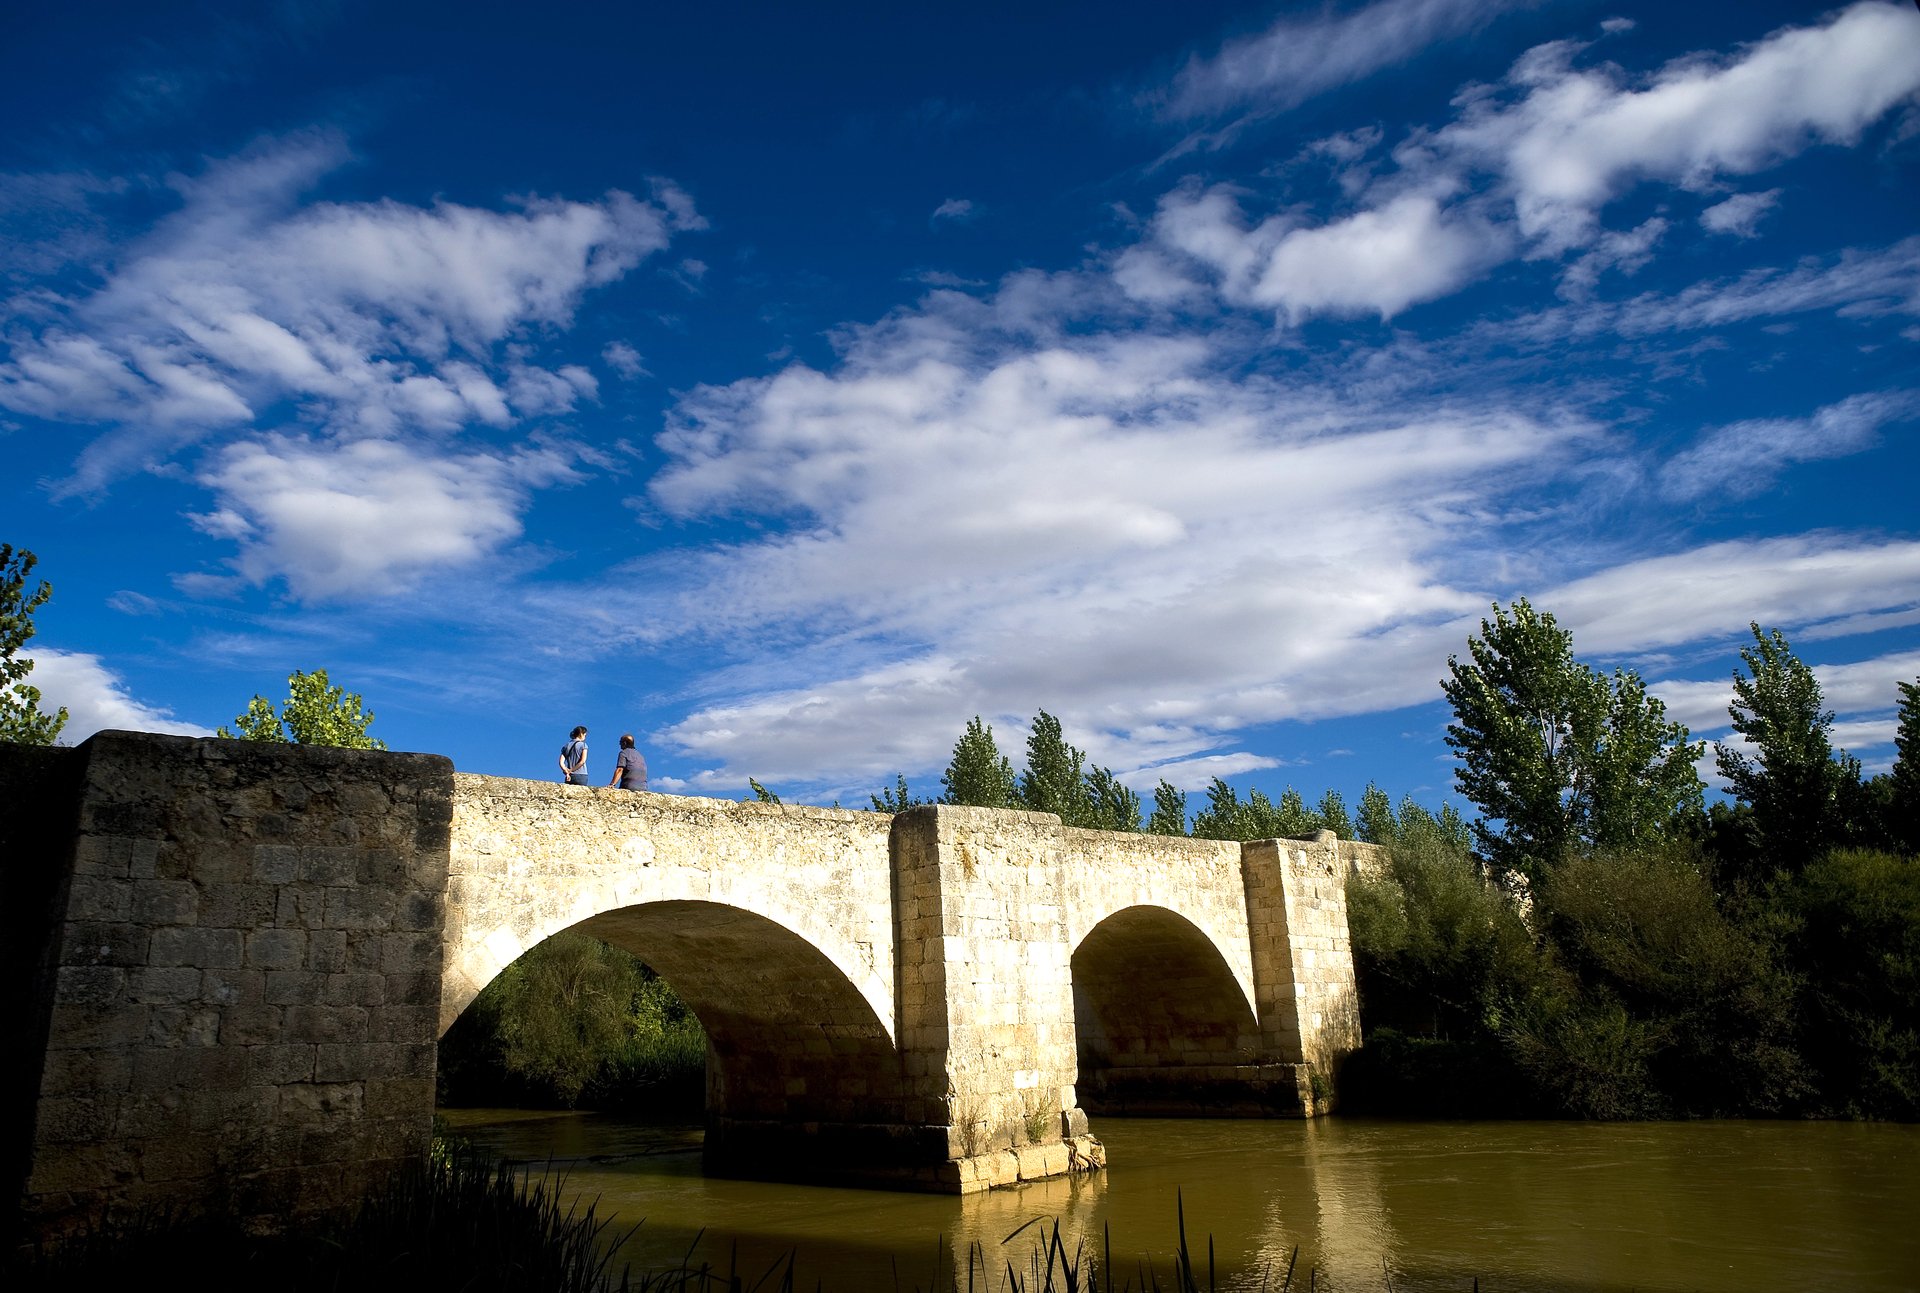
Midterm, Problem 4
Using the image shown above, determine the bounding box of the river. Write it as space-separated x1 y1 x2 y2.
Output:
439 1109 1920 1291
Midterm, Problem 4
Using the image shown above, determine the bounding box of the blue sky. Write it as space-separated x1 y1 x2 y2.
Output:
4 0 1918 814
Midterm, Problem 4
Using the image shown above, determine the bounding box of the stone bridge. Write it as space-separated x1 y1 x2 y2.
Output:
7 731 1367 1235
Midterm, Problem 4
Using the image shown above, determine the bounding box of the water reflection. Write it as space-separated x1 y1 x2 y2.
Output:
440 1110 1920 1291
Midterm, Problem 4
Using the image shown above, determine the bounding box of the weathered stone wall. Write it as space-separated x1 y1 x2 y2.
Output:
1244 833 1364 1105
15 731 453 1235
889 806 1103 1192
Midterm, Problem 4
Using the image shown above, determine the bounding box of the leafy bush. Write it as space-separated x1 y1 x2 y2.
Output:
1792 848 1920 1118
439 933 706 1111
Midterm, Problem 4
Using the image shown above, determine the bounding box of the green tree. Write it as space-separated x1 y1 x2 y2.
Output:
1317 790 1355 840
1147 780 1188 836
1884 679 1919 856
942 716 1017 808
1357 783 1397 845
1191 779 1327 841
218 668 386 749
0 544 68 746
1017 710 1091 821
1716 623 1859 871
870 773 924 813
747 778 782 805
1083 764 1143 832
1443 599 1702 885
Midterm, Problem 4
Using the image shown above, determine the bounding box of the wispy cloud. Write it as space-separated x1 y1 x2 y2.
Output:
1661 390 1920 501
931 197 975 223
1161 0 1544 121
0 133 702 597
1700 189 1782 238
0 133 701 492
1138 4 1920 323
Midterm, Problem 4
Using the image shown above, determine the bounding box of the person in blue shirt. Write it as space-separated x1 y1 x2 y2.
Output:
558 726 589 784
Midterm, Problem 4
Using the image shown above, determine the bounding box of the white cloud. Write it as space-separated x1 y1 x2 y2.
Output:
1558 216 1667 301
931 198 975 223
1142 4 1920 326
25 649 212 741
180 434 583 599
1163 0 1540 120
621 272 1619 786
602 340 648 379
1438 1 1920 249
1482 235 1920 347
1661 390 1920 501
0 133 700 490
1700 188 1782 237
1136 187 1506 321
1546 536 1920 656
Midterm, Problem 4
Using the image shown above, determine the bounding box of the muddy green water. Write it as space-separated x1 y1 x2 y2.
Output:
439 1110 1919 1291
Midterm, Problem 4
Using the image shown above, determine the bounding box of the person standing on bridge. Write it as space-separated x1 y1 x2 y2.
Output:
559 725 589 785
609 733 648 791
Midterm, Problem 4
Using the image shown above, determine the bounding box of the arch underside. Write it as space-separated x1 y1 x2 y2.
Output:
572 901 908 1128
1073 905 1304 1115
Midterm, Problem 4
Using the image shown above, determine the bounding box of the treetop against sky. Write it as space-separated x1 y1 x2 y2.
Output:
2 0 1917 808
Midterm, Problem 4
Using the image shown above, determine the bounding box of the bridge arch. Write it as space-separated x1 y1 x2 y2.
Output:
440 776 898 1044
1071 904 1265 1107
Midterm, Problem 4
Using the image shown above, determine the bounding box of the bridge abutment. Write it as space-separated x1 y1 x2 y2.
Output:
9 731 453 1237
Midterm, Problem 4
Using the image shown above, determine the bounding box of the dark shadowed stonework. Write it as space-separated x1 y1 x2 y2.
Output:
10 731 453 1237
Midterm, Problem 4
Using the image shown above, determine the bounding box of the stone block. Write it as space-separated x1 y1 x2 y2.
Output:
321 972 386 1007
245 927 307 970
355 847 408 887
139 1132 221 1184
198 885 277 930
219 1004 284 1046
360 1006 432 1052
148 1006 221 1047
247 1043 317 1085
201 967 265 1006
264 970 324 1005
64 920 150 966
66 875 133 922
278 1081 365 1127
47 1002 150 1049
275 884 328 929
299 846 358 886
284 1004 369 1044
254 844 300 884
308 929 348 973
150 926 242 970
54 964 128 1006
41 1047 134 1096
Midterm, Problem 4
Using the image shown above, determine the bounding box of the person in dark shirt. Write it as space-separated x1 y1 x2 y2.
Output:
609 733 648 791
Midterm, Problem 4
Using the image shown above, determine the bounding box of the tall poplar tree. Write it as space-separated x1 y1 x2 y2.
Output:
1018 710 1091 821
1716 623 1859 869
1892 679 1920 855
941 716 1017 808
